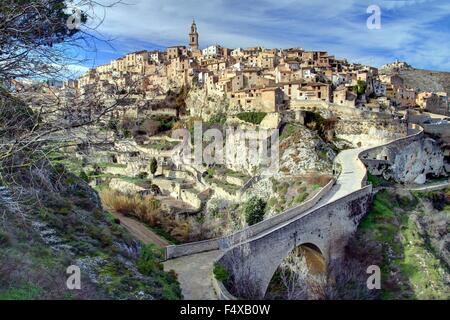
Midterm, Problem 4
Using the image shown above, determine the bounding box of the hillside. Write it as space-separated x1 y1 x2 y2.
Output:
350 188 450 299
381 67 450 96
0 92 182 300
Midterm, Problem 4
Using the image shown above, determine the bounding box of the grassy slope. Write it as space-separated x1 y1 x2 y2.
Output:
0 163 182 300
358 189 450 300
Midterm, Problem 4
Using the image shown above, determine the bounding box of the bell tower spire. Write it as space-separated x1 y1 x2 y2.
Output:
189 19 199 50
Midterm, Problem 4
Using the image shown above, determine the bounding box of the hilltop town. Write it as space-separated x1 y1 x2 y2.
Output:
57 21 448 117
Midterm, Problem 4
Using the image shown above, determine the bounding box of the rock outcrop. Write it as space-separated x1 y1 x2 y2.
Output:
362 135 446 184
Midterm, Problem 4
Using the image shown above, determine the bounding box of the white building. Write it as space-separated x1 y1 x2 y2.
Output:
202 45 222 58
231 48 243 58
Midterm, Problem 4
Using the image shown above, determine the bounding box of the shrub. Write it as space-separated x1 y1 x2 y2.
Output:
428 192 449 211
206 168 215 178
137 244 164 276
107 118 119 131
213 263 230 283
155 115 177 132
293 192 309 204
236 112 267 125
0 231 11 247
208 113 227 125
45 194 73 215
137 172 148 179
99 189 189 243
150 157 158 175
100 189 160 223
244 197 266 226
79 171 90 183
305 174 332 187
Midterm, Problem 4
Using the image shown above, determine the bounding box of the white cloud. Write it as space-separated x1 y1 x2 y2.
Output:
83 0 450 70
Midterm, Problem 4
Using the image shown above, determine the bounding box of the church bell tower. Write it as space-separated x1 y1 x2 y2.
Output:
189 19 199 50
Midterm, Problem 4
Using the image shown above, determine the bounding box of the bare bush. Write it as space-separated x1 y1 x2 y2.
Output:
99 189 193 242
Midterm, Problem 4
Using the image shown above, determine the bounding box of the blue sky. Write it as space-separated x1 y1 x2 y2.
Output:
74 0 450 74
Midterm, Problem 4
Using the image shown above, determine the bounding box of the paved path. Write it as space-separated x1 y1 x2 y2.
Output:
319 147 367 204
110 211 170 247
162 147 369 300
163 250 222 299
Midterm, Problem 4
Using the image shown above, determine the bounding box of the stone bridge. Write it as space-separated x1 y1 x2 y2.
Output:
217 185 372 297
163 125 423 299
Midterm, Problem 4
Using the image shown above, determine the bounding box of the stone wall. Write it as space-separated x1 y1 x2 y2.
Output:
109 178 146 194
180 188 202 210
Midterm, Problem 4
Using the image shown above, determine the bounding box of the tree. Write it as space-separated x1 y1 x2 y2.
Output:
244 197 266 226
351 80 367 96
150 157 158 175
0 1 126 173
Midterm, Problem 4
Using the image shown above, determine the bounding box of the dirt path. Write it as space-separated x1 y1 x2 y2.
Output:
110 211 170 247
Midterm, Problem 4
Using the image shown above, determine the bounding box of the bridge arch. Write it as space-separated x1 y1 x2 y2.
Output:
265 242 326 299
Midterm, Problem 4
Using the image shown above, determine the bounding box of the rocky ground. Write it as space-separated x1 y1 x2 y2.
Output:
381 67 450 97
279 123 336 176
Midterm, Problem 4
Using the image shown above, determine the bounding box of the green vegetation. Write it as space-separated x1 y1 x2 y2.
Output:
244 197 266 226
144 139 179 151
150 157 158 175
224 168 249 180
304 112 337 142
213 262 230 283
358 190 449 299
280 123 299 141
367 173 390 187
205 174 240 194
236 112 267 125
208 113 227 126
351 80 367 96
154 115 177 132
0 160 182 300
0 283 43 300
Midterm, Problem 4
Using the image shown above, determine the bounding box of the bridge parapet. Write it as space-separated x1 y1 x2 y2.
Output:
165 178 335 260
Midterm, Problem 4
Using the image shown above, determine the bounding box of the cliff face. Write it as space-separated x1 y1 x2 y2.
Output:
381 67 450 97
363 136 446 184
335 118 407 148
186 87 229 121
390 138 445 184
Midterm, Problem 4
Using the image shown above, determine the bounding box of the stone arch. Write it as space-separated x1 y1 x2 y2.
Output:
264 242 326 298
